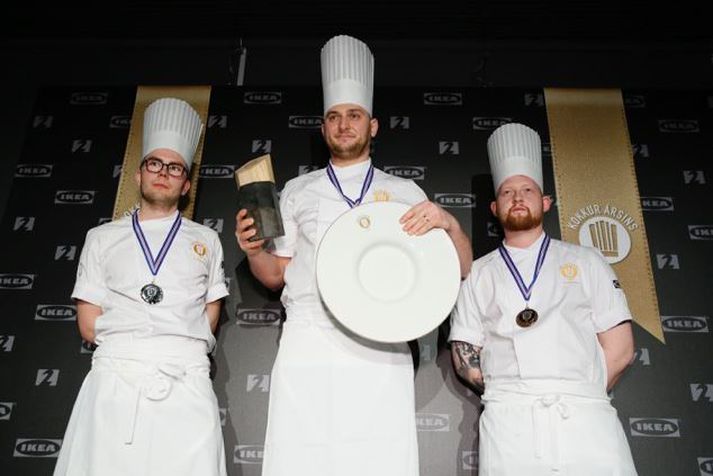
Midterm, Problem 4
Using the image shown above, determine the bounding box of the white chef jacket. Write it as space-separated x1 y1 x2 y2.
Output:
261 159 427 476
272 158 427 324
449 232 638 475
72 211 229 352
449 232 632 383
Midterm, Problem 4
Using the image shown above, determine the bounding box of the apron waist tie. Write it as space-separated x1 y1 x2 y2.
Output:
533 394 571 472
125 362 190 444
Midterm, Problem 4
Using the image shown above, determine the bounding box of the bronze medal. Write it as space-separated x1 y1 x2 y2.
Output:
516 308 538 328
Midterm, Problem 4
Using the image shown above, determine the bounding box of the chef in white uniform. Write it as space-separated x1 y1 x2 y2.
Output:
449 123 638 475
235 35 473 476
54 97 230 476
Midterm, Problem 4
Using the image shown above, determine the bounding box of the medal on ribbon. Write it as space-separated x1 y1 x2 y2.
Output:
326 162 375 209
132 210 182 305
498 235 551 328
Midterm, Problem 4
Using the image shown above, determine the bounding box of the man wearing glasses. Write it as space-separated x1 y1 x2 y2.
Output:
54 98 229 476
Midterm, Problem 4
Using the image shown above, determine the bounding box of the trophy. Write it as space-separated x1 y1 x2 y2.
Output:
235 154 285 241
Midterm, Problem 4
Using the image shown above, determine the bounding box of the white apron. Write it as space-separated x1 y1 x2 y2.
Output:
53 335 227 476
479 380 637 476
262 318 419 476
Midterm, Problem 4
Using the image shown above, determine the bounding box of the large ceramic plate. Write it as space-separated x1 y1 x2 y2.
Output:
316 201 461 343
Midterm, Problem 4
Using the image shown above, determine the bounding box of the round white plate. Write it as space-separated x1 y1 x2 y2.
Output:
316 201 461 343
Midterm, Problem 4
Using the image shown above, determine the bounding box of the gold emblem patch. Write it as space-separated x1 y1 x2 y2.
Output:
373 190 391 202
192 242 208 257
560 263 578 281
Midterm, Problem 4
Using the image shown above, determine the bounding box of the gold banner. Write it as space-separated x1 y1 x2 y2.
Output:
112 85 212 220
544 88 664 342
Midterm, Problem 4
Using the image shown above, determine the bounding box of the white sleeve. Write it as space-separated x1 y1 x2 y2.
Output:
402 180 428 206
271 180 298 258
71 228 106 306
206 231 230 303
448 266 485 346
587 248 634 332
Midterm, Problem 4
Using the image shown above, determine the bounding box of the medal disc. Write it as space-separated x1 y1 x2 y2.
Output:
141 283 163 304
516 308 538 327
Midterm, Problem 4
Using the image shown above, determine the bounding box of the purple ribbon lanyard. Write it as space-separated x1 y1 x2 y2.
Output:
326 162 375 208
132 211 182 278
497 235 551 303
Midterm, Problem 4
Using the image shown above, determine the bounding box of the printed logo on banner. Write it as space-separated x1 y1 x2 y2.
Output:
472 117 511 131
416 413 450 432
462 450 478 470
13 439 62 458
565 203 639 264
15 164 53 178
390 116 410 129
689 225 713 240
439 141 460 155
435 193 476 208
423 92 462 105
55 190 95 205
113 165 123 178
234 445 264 464
632 144 650 159
219 408 227 426
288 116 322 129
656 254 680 270
244 91 282 104
542 142 552 157
383 166 426 181
691 384 713 402
109 115 130 128
70 91 108 105
13 217 36 231
202 218 224 234
236 308 282 326
98 217 112 225
252 139 272 154
634 348 651 366
487 221 503 238
33 115 54 128
71 139 93 153
298 165 320 175
0 274 35 290
641 197 674 211
629 418 681 437
199 165 235 178
0 335 16 352
55 245 78 261
35 304 77 321
80 340 97 354
247 374 270 393
699 457 713 475
524 92 545 107
658 119 700 133
684 170 706 184
661 316 708 333
35 369 60 387
0 402 15 420
208 115 228 128
624 94 646 108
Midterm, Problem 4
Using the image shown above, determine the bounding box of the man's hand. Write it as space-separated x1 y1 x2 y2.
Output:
399 200 454 236
235 209 266 257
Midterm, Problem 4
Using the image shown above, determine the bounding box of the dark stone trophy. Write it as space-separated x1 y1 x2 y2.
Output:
235 154 285 241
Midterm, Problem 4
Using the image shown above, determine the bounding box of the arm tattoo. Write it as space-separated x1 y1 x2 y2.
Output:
453 341 480 370
453 341 484 393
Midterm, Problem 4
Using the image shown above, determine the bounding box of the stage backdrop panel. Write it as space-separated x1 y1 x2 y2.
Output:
1 86 711 476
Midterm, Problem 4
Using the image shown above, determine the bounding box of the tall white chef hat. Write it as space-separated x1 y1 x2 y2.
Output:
487 123 543 192
321 35 374 115
142 97 203 168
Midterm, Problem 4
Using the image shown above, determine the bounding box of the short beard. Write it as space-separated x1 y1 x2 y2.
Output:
326 133 370 161
502 208 543 232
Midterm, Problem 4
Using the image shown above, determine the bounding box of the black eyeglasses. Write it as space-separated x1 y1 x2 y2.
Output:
142 157 187 178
